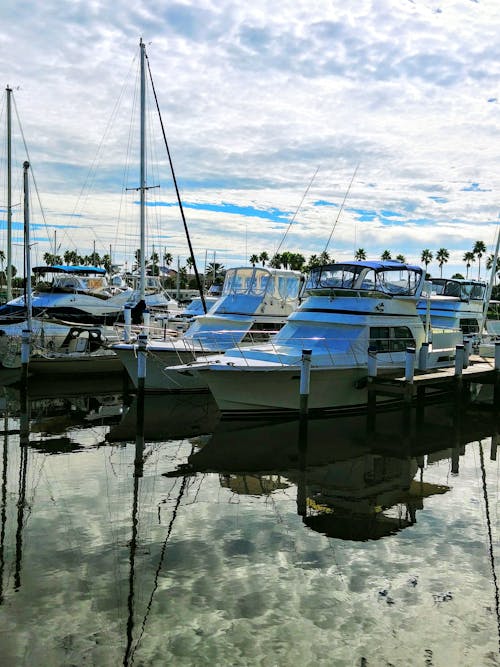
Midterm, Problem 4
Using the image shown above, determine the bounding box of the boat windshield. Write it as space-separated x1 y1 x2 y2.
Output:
53 275 109 291
306 264 422 296
222 268 270 296
422 278 486 300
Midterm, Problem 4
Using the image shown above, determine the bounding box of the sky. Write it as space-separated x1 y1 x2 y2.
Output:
0 0 499 278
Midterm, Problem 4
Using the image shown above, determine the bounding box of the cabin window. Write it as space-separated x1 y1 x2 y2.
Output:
459 318 480 334
369 326 415 353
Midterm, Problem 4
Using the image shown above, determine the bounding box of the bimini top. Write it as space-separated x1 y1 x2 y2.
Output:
305 261 424 297
33 265 106 276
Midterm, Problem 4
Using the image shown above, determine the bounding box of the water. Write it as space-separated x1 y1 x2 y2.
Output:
1 379 500 666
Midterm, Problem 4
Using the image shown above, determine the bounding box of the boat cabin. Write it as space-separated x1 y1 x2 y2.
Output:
304 261 424 297
33 265 111 295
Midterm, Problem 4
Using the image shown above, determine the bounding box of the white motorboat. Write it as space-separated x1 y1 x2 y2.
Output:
0 265 133 326
154 295 220 334
176 260 463 415
113 265 303 391
417 277 487 338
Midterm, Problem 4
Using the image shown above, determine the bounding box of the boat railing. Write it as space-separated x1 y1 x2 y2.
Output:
224 335 416 368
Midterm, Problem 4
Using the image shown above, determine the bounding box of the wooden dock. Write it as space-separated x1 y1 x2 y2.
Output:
366 354 500 432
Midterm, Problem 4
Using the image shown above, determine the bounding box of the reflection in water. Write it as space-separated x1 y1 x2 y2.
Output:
0 382 499 664
186 410 464 542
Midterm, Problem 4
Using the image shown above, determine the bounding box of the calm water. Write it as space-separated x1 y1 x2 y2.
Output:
1 379 500 666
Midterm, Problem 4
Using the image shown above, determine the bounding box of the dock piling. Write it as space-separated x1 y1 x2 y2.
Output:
299 349 312 416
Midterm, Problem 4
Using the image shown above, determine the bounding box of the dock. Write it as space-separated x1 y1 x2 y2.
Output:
366 352 500 432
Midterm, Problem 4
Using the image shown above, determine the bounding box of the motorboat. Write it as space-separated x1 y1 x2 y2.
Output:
417 277 487 339
153 295 219 334
113 265 303 391
0 265 133 326
176 260 463 415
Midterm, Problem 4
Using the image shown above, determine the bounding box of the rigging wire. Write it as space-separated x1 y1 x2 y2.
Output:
145 48 207 313
323 163 359 255
274 165 319 259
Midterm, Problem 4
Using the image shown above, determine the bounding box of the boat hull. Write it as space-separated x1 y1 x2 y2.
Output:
199 364 404 417
113 344 209 391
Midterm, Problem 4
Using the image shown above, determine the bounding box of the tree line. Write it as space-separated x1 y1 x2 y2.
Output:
248 240 495 281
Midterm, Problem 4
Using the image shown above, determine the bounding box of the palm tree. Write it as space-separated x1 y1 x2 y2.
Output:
355 248 366 261
102 254 112 272
206 262 225 284
421 249 433 274
249 254 259 267
269 253 282 269
463 251 475 279
486 253 500 282
259 251 269 266
381 250 392 261
163 251 173 267
186 257 194 272
279 252 291 269
396 254 406 263
436 248 449 277
473 240 486 279
306 254 321 271
319 251 330 265
288 253 306 271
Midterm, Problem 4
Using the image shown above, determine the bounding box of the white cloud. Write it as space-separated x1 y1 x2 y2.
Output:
0 0 499 276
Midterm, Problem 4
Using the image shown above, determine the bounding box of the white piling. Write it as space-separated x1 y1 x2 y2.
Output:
123 305 132 342
454 344 465 377
137 333 148 387
299 349 312 416
464 338 472 368
367 346 377 378
405 347 416 383
418 342 429 371
143 308 151 332
21 328 31 384
495 342 500 371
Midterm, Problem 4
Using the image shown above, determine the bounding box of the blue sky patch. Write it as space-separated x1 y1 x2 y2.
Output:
429 196 449 204
462 183 492 192
141 200 293 223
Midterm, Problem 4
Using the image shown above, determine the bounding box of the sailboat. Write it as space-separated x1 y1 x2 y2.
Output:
0 41 176 376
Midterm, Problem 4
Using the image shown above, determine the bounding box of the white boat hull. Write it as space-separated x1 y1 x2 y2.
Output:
199 363 405 416
113 344 209 391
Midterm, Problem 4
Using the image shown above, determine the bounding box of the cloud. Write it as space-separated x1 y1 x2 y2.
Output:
0 0 498 277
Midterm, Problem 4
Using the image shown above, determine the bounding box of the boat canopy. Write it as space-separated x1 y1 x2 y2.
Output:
33 265 106 276
421 277 486 300
305 261 423 297
222 267 301 301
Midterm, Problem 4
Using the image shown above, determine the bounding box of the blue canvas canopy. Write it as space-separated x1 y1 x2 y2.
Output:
32 265 106 275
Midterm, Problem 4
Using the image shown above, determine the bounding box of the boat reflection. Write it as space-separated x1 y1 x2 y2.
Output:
184 407 500 541
107 392 220 442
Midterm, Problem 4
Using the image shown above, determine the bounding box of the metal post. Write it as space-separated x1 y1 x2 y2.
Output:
299 349 312 416
6 86 12 301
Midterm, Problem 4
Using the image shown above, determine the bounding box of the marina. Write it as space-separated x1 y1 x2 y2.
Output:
0 379 500 665
1 6 500 665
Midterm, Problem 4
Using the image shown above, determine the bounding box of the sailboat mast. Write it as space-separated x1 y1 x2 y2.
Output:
23 161 32 331
6 86 12 301
139 38 146 303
